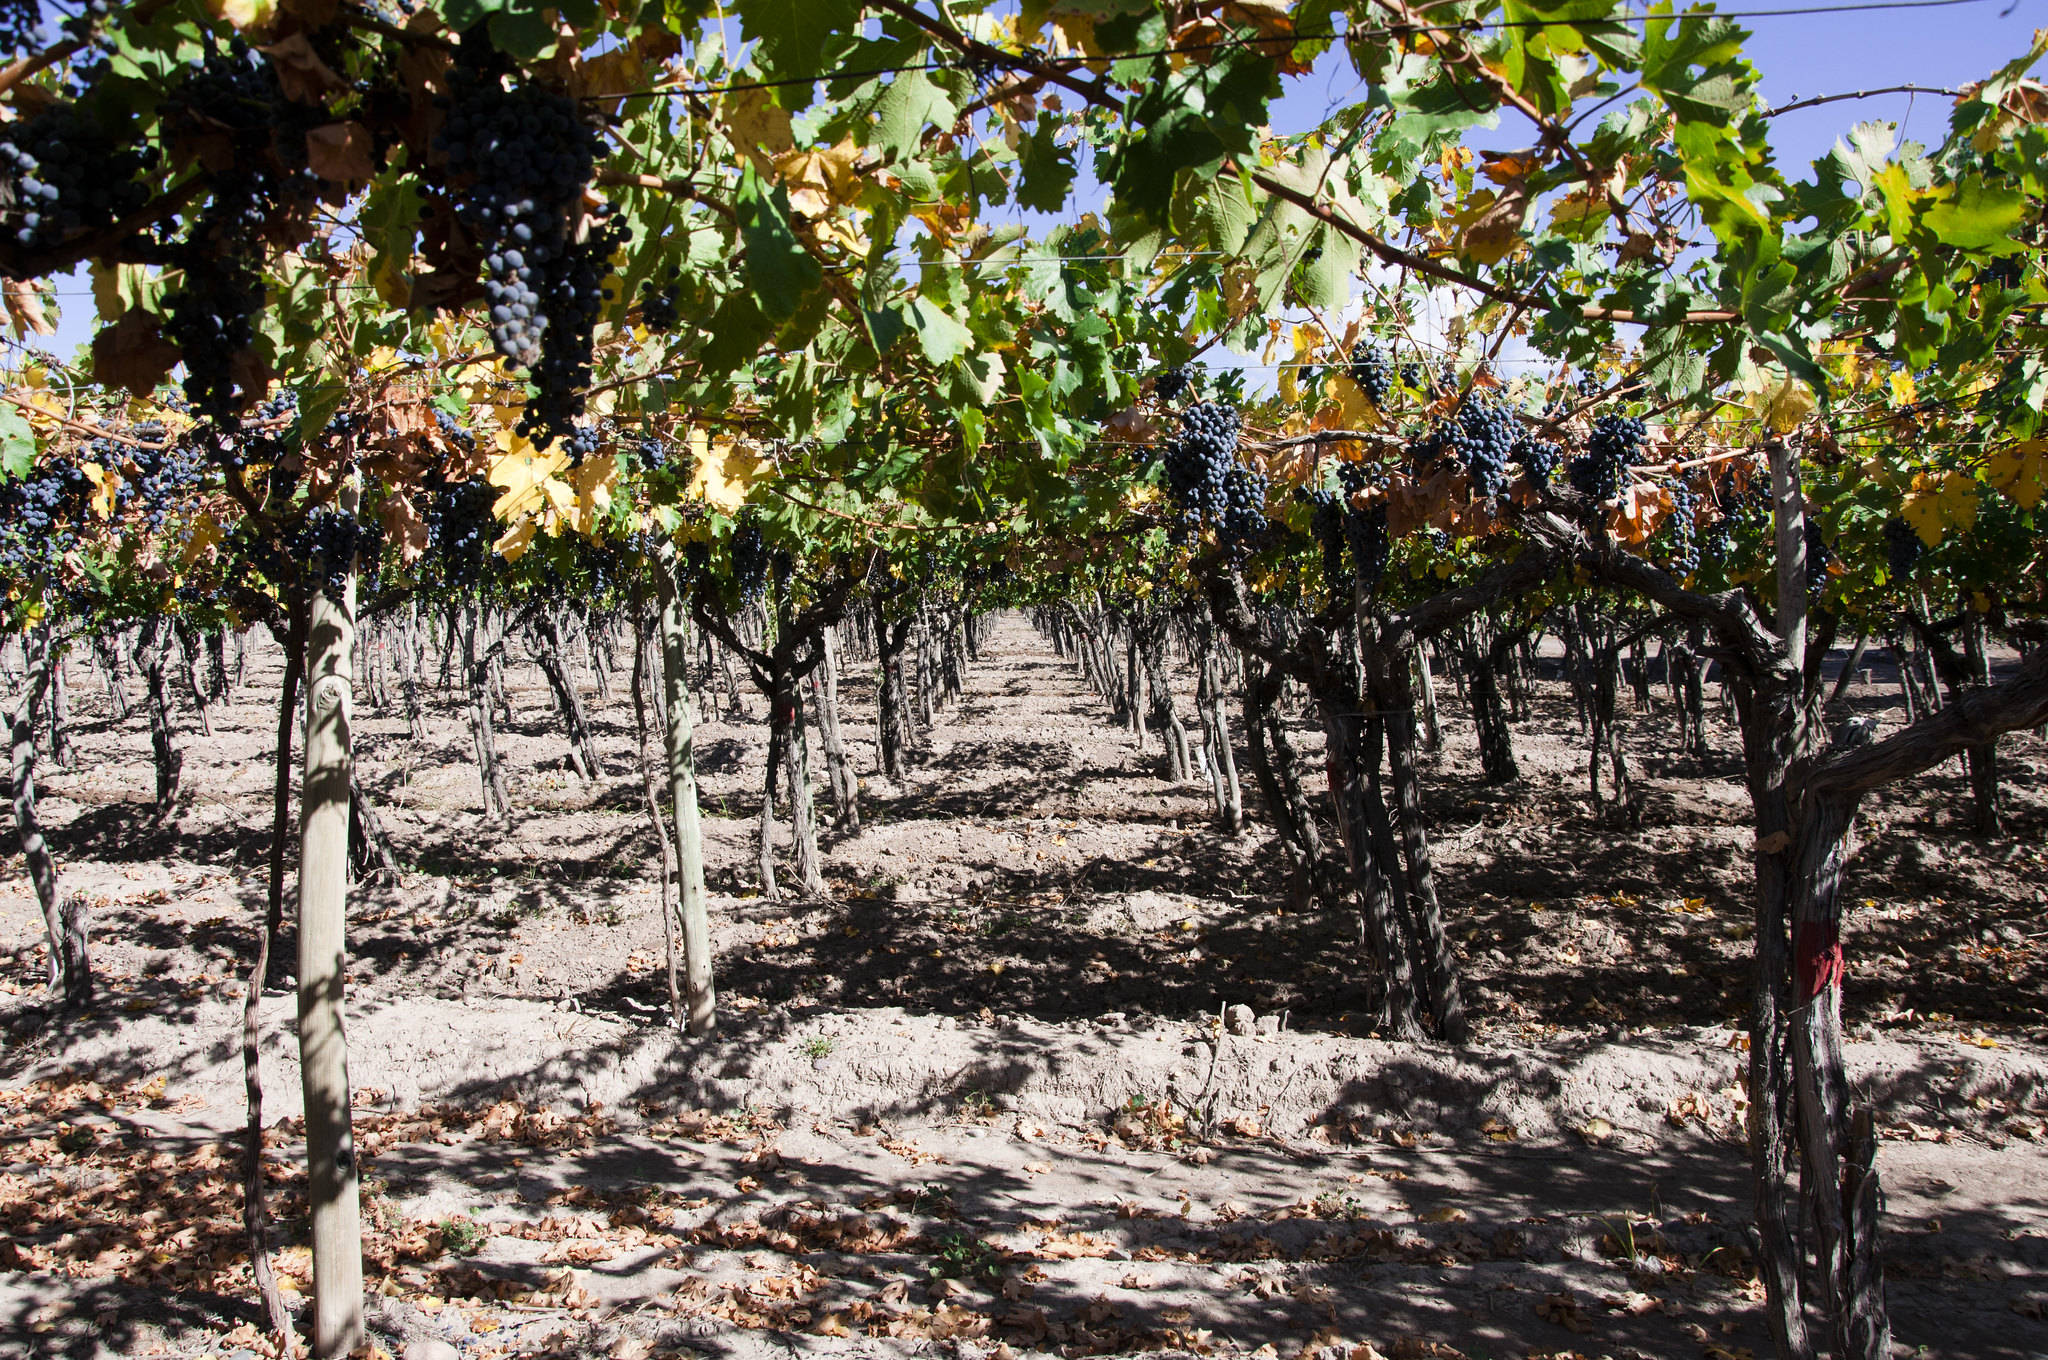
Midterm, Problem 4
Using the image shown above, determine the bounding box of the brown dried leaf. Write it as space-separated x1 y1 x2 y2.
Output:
1458 185 1531 265
91 312 181 396
1099 405 1161 444
1536 1290 1590 1333
307 122 375 185
261 33 349 102
4 280 54 338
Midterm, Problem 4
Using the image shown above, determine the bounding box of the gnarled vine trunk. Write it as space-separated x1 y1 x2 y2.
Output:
10 628 84 1005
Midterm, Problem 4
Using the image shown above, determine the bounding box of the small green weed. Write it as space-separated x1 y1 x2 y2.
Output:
1311 1191 1367 1221
440 1216 488 1256
928 1231 1003 1283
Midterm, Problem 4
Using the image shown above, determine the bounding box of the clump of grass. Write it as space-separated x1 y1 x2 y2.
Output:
440 1216 489 1256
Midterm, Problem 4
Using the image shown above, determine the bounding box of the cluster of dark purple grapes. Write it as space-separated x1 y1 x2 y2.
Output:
1517 437 1560 485
517 218 626 449
1348 346 1392 405
290 506 378 597
1163 401 1240 526
434 407 474 450
1344 501 1390 588
0 102 153 249
1661 483 1699 577
731 518 768 602
1730 479 1773 534
559 422 603 466
1697 511 1735 568
1299 486 1347 587
198 390 301 472
437 50 598 367
1153 366 1194 404
255 390 298 425
1336 460 1390 587
1406 424 1450 474
1883 516 1922 578
640 276 681 331
1447 397 1519 498
59 0 112 43
424 475 496 589
0 0 40 58
1162 401 1267 551
161 243 268 421
120 432 205 531
1567 413 1645 501
0 458 94 583
436 38 610 448
1219 461 1269 549
156 44 325 422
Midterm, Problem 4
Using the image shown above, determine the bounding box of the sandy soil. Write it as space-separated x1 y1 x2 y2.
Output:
2 613 2046 1360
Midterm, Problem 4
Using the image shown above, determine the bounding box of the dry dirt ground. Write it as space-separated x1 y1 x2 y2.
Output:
3 614 2047 1360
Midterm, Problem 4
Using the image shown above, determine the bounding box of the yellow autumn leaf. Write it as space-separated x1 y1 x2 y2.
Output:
564 453 619 536
812 214 871 256
686 432 763 512
776 136 863 218
180 513 224 567
1221 264 1259 321
539 475 577 522
493 518 538 562
1887 370 1918 409
1900 469 1978 547
207 0 275 30
80 462 118 518
723 86 796 160
1281 324 1322 406
1985 439 2048 510
1755 372 1816 434
488 433 569 522
427 318 462 358
1458 184 1532 264
1322 372 1377 430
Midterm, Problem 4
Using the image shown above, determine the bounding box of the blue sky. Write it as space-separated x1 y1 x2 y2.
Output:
18 1 2045 374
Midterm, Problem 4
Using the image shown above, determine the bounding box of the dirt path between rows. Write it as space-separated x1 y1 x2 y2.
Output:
4 614 2047 1360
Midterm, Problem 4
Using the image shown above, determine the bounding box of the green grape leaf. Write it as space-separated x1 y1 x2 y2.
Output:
1922 180 2029 253
738 0 863 86
736 165 823 318
873 69 957 163
1016 121 1078 214
294 375 346 440
904 297 973 365
0 410 34 480
1294 224 1359 312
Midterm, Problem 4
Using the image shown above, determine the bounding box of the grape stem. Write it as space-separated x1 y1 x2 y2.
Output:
0 393 169 450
